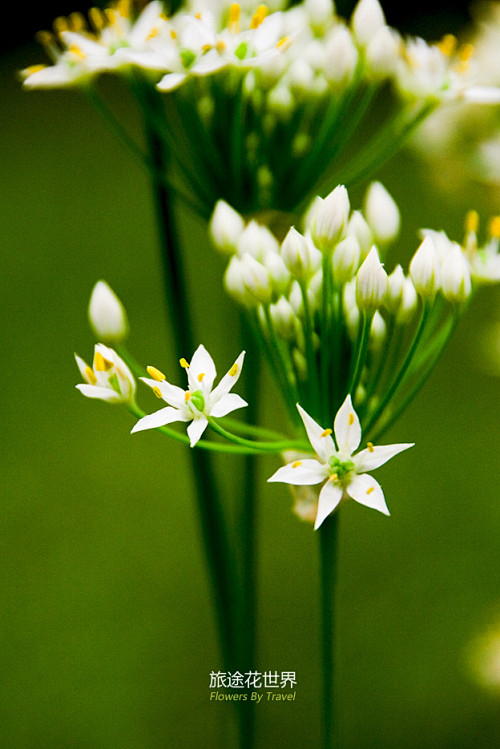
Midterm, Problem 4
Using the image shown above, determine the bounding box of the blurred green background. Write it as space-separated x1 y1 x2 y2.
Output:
3 6 500 747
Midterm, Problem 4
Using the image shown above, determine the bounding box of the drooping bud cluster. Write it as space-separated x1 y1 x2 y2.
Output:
210 184 496 438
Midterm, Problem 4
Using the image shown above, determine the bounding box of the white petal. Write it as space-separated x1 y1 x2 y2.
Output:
187 416 209 446
75 354 90 382
131 406 187 433
140 377 186 408
268 459 329 486
210 393 248 418
76 384 120 402
334 394 361 455
211 351 246 401
157 72 187 91
23 64 77 89
187 344 217 393
297 404 335 463
346 474 390 515
314 480 343 530
354 443 414 472
462 86 500 104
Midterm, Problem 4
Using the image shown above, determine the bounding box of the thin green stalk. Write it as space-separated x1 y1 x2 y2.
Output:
299 281 321 419
220 416 290 442
260 307 301 426
348 310 374 399
320 252 333 418
208 418 310 453
319 513 340 749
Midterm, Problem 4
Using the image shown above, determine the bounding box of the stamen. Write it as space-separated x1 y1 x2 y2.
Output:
85 366 97 385
179 358 189 368
348 413 354 426
437 34 456 57
489 216 500 239
216 39 226 52
23 64 47 75
94 352 114 371
116 0 131 18
276 36 290 50
229 363 238 376
250 5 268 29
170 29 177 39
146 27 160 40
366 486 375 495
153 386 163 399
69 44 86 60
53 16 70 35
147 366 166 382
36 30 59 61
465 209 479 235
198 372 205 382
329 473 338 482
292 461 302 468
321 428 332 438
458 42 474 63
201 43 213 53
229 3 240 33
185 391 191 402
89 7 106 32
69 12 86 31
367 442 374 453
195 12 202 19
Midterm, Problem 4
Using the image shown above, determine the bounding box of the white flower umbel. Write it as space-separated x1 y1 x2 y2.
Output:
131 345 247 446
268 395 413 529
88 280 129 344
75 344 136 404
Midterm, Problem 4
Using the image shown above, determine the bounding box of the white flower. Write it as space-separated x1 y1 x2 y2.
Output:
268 395 413 529
88 280 128 344
355 246 388 309
409 235 441 298
132 345 247 446
364 181 400 245
75 344 136 404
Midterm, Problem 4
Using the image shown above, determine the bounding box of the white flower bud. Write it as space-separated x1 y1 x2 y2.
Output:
210 200 245 255
270 297 298 340
409 236 441 299
347 210 373 258
356 246 388 310
366 26 400 77
352 0 386 46
305 0 335 32
281 227 321 279
308 269 323 310
324 26 358 87
332 235 360 284
311 185 350 252
384 264 405 313
343 280 360 339
88 281 128 344
267 84 294 121
288 59 315 95
292 347 308 380
441 244 472 303
264 250 291 295
240 254 273 304
364 182 400 246
224 256 249 305
396 277 418 325
369 310 386 350
236 221 279 261
288 280 315 317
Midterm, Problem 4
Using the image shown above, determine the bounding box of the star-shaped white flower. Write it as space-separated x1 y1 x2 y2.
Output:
132 344 247 446
75 344 136 404
268 395 413 529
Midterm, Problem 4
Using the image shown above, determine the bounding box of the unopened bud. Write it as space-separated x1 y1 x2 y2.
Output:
396 277 418 324
352 0 386 45
356 246 388 309
281 227 321 279
240 253 273 304
332 235 360 284
270 297 298 340
347 210 373 258
409 236 440 299
210 200 245 255
311 185 350 252
441 244 471 303
364 182 400 246
88 280 128 344
324 26 358 87
385 264 405 313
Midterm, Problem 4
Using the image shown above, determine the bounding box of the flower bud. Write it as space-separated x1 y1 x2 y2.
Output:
332 235 360 284
366 26 400 78
267 84 294 121
352 0 386 45
396 277 418 325
281 227 321 279
305 0 335 32
240 253 273 304
385 264 405 313
364 182 400 246
324 26 358 87
237 221 279 261
441 244 471 303
270 297 298 340
264 250 290 295
347 210 373 258
224 256 250 305
369 310 386 351
210 200 245 255
288 59 315 95
409 236 440 299
356 246 388 310
88 281 128 344
310 185 350 252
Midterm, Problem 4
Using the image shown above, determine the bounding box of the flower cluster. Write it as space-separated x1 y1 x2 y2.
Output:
22 0 500 216
211 184 500 440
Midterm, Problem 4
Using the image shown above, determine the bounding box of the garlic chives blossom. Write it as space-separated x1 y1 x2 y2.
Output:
88 280 129 344
75 344 136 404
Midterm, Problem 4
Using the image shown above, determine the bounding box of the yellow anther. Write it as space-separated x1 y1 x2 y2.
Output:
23 64 47 75
465 209 479 235
250 5 268 29
179 358 189 368
94 352 114 371
85 366 97 385
489 216 500 239
53 16 70 35
198 372 206 382
195 12 202 19
116 0 131 18
170 29 177 39
292 461 302 468
69 44 86 59
201 43 213 53
36 30 57 53
458 43 474 63
348 413 355 426
276 36 290 50
329 473 338 482
185 391 191 402
229 3 240 32
146 26 160 40
69 12 86 31
216 39 227 53
146 366 166 382
229 363 238 377
153 386 163 399
89 7 106 31
321 428 332 438
366 486 375 495
437 34 456 57
367 442 374 453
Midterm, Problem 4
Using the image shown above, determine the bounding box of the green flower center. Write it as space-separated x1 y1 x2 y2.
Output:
189 390 205 412
328 456 354 481
180 48 197 69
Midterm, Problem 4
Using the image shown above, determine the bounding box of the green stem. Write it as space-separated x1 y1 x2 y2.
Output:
348 310 373 400
300 281 321 419
319 513 339 749
208 418 310 453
